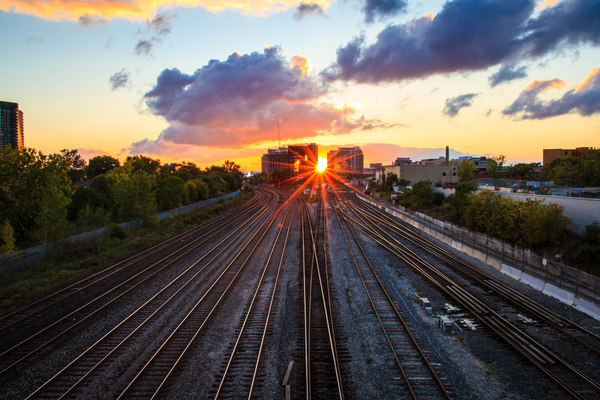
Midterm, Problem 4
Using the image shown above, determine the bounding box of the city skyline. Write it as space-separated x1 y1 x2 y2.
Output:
1 0 599 170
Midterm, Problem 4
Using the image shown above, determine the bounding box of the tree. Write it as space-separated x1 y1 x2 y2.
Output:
111 170 157 222
0 220 16 253
0 147 72 246
124 155 161 175
411 180 434 208
156 176 186 211
60 149 86 183
384 172 398 191
86 155 120 179
457 159 475 182
223 160 242 174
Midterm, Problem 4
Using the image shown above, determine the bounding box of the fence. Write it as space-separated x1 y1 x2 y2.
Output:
0 191 239 273
359 193 600 315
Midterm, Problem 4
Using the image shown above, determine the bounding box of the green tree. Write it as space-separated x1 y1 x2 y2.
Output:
156 176 186 211
457 159 475 182
223 159 242 174
384 172 398 191
0 220 16 253
60 149 86 183
111 170 157 222
411 180 434 208
0 147 72 246
124 155 161 175
86 155 120 179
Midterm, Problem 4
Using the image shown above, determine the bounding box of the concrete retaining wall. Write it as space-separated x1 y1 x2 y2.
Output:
359 194 600 321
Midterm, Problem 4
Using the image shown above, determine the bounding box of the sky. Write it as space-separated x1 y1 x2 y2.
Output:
1 0 599 172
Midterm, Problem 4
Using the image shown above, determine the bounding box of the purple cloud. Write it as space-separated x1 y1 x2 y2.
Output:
488 63 528 87
294 3 324 20
324 0 600 84
109 68 130 90
443 93 479 117
142 47 383 148
363 0 408 23
503 68 600 119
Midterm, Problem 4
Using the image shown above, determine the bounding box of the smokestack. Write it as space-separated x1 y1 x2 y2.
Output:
445 146 449 166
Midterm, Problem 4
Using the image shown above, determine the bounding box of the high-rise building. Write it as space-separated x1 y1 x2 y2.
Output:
0 101 24 152
261 143 319 174
327 146 364 175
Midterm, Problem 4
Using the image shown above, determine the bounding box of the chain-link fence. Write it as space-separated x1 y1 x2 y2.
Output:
0 191 239 272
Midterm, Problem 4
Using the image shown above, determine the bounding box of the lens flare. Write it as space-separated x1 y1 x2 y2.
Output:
317 157 327 172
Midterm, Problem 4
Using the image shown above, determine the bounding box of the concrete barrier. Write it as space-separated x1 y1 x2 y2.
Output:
543 283 575 305
357 193 599 321
520 272 546 292
573 297 600 321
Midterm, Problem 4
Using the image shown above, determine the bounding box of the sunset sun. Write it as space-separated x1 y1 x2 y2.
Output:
317 157 327 172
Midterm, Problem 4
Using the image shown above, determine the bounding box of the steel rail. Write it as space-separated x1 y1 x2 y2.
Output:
331 196 452 400
213 200 294 399
23 190 276 400
116 189 286 399
353 194 600 357
0 192 266 376
339 193 600 399
0 191 259 333
303 196 344 400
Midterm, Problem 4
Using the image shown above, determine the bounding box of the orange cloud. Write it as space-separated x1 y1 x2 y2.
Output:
524 78 567 92
577 67 600 91
290 55 310 76
0 0 334 20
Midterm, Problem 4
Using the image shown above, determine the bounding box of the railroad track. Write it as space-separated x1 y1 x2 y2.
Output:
331 195 453 400
113 188 287 399
0 191 269 379
353 194 600 359
337 191 600 399
212 198 295 399
300 195 345 400
0 191 261 334
21 189 280 399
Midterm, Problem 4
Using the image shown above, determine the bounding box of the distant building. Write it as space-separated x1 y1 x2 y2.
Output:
543 147 595 165
370 163 383 170
327 146 364 175
393 157 412 165
261 143 318 174
378 164 457 186
0 101 24 152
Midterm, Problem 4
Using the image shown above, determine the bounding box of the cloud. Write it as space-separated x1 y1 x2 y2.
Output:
294 3 324 20
142 47 384 148
503 68 600 119
0 0 335 21
76 148 110 162
363 0 407 24
109 69 130 90
147 12 173 35
135 39 154 55
25 36 43 45
133 12 174 56
443 93 479 117
324 0 600 84
78 14 107 27
488 63 528 87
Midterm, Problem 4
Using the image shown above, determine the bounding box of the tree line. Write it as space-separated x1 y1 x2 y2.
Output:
0 147 243 252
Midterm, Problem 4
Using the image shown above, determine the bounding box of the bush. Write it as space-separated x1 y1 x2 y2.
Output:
110 224 127 239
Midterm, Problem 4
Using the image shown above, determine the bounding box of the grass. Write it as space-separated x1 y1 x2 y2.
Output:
0 192 254 315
